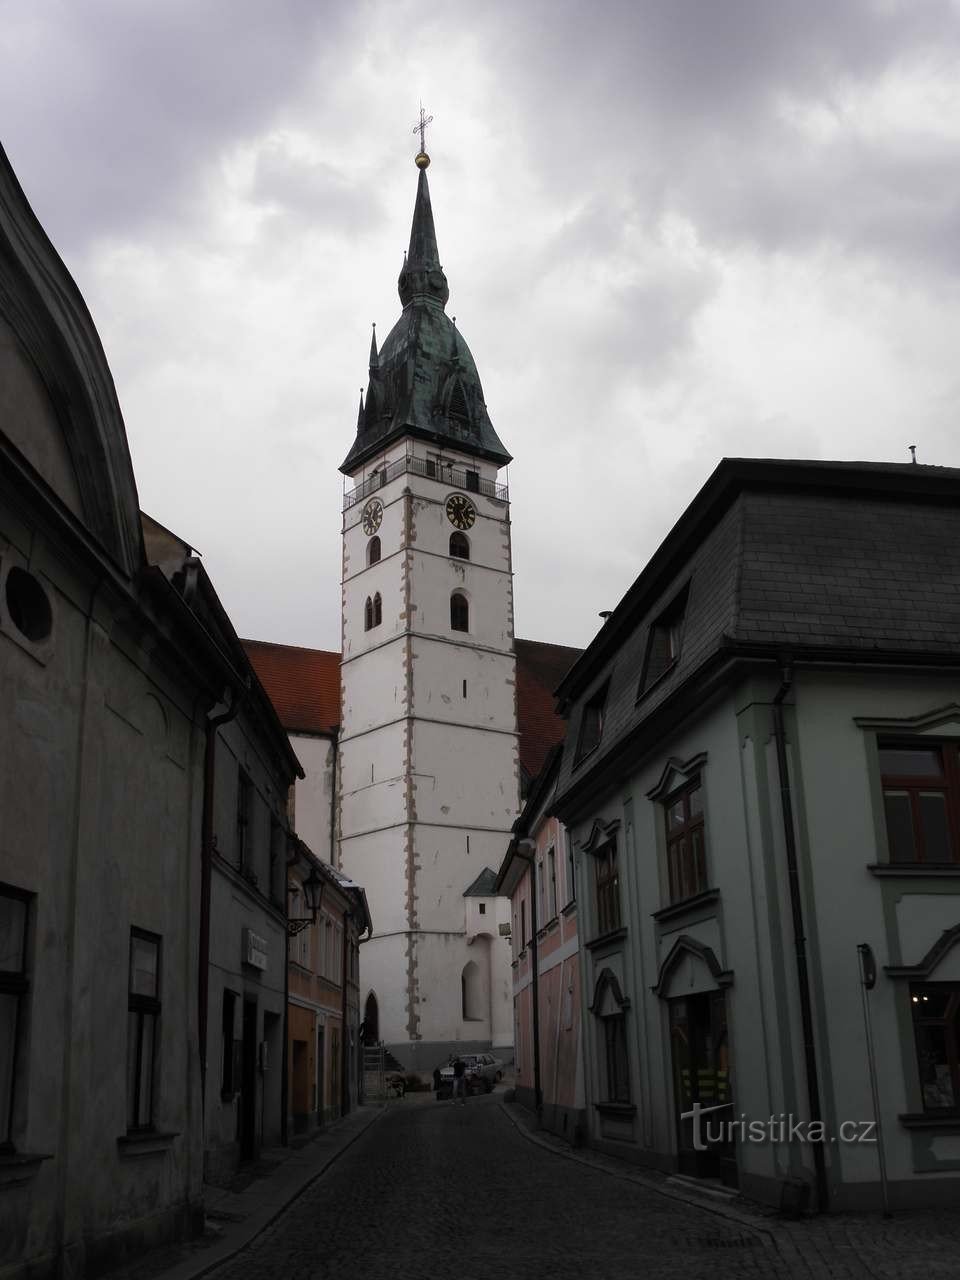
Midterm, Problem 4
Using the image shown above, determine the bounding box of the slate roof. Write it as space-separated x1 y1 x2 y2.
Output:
464 867 499 897
243 636 579 778
554 458 960 813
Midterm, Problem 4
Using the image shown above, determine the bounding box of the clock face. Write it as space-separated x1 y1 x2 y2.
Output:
361 500 383 536
445 494 476 530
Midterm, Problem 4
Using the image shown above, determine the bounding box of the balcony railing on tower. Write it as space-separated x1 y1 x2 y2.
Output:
343 453 509 510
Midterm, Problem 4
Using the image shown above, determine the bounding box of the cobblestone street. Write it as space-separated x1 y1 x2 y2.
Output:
202 1095 960 1280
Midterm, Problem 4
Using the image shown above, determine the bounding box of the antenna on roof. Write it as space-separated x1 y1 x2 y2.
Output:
908 444 917 464
599 611 613 621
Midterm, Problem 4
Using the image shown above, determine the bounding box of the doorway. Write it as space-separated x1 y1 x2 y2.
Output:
670 991 737 1186
291 1039 310 1133
240 998 258 1160
363 991 379 1044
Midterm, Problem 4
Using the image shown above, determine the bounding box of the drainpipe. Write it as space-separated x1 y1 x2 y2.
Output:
515 838 542 1122
772 664 828 1214
329 727 339 868
341 908 351 1116
199 687 241 1126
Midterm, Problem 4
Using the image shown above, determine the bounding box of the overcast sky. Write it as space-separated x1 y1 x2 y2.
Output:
3 0 960 651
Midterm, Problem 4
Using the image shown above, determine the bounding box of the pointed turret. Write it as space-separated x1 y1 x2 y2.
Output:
340 153 511 474
398 166 449 309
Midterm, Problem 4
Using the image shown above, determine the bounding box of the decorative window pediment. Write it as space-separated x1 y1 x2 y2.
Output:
579 817 621 856
646 752 708 802
652 934 733 998
855 705 960 736
589 966 631 1015
887 924 960 980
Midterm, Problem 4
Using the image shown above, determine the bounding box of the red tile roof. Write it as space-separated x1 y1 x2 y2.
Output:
241 640 341 736
242 637 581 779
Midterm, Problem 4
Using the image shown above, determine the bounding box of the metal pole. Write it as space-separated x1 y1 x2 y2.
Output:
857 944 891 1218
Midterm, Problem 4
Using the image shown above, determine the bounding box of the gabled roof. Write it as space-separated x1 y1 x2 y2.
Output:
242 639 341 736
244 636 580 774
464 867 499 897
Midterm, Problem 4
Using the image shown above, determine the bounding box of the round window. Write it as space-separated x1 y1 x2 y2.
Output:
5 567 52 643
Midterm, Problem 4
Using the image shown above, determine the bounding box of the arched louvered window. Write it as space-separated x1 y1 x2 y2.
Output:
448 378 469 422
364 596 374 631
373 593 382 627
449 532 470 560
368 536 381 566
450 592 469 633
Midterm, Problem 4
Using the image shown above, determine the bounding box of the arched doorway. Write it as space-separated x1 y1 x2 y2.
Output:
363 991 379 1044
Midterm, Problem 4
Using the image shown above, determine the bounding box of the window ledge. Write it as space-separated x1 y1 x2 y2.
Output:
117 1130 179 1158
561 899 577 917
594 1101 636 1117
867 863 960 878
0 1151 53 1187
536 916 560 941
652 888 721 923
636 658 678 705
898 1112 960 1131
585 926 627 952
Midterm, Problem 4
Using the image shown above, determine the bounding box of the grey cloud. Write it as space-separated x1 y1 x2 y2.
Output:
250 143 387 234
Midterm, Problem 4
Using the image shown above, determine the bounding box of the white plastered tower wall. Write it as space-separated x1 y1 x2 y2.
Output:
339 436 519 1070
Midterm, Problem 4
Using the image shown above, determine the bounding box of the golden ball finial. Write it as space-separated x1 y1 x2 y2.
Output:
415 151 431 169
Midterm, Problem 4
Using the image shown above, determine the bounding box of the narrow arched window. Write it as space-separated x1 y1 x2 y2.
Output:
449 532 469 560
450 592 469 633
364 596 374 631
367 536 381 566
373 593 382 627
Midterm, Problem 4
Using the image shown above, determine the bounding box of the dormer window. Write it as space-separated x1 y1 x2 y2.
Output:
575 682 608 764
638 583 690 697
449 532 470 560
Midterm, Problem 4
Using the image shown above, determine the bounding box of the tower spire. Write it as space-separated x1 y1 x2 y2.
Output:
369 322 379 372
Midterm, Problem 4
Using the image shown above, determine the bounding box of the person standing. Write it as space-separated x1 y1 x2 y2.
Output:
452 1055 467 1105
433 1065 442 1100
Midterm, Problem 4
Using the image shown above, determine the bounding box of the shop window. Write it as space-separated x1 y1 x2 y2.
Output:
0 886 30 1148
911 984 960 1111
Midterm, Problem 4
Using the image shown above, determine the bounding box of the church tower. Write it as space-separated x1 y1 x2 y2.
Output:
338 146 517 1071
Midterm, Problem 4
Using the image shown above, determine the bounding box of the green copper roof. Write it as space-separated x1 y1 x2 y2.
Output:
340 165 512 474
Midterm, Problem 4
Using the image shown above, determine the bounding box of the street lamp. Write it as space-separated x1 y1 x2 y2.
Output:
288 865 324 936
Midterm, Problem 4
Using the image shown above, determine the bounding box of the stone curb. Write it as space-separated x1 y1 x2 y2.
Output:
156 1105 386 1280
497 1101 786 1243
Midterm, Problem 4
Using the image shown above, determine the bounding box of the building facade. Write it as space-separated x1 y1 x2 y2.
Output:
498 747 585 1143
554 458 960 1212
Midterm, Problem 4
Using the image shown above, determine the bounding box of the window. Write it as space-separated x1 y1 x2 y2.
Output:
449 532 470 560
478 902 486 915
269 819 283 906
450 592 469 633
367 536 381 566
127 930 160 1131
464 468 480 493
880 742 959 863
910 984 960 1111
575 683 608 763
0 886 30 1148
520 900 527 950
364 594 382 631
236 771 252 869
638 583 689 696
665 781 706 903
221 990 237 1096
594 841 621 935
566 831 576 905
546 847 557 921
603 1014 630 1103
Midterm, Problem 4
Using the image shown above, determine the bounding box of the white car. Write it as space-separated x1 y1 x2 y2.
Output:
439 1053 504 1094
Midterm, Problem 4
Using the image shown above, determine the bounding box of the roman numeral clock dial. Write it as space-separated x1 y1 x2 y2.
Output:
445 494 476 530
361 500 383 536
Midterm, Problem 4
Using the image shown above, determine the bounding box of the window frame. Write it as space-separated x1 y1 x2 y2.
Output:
0 884 31 1150
575 682 608 765
593 840 621 937
367 536 381 566
449 531 470 560
879 739 960 865
603 1012 631 1104
664 778 707 904
450 592 469 633
637 582 690 699
127 928 161 1133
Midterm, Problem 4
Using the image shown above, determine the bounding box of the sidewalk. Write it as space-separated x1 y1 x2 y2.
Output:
109 1104 385 1280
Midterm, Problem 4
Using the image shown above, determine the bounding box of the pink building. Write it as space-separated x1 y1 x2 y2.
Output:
497 748 585 1141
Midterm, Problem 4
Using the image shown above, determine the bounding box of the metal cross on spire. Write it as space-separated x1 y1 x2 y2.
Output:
412 102 433 158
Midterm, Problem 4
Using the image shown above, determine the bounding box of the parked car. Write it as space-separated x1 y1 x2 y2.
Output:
438 1053 504 1096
